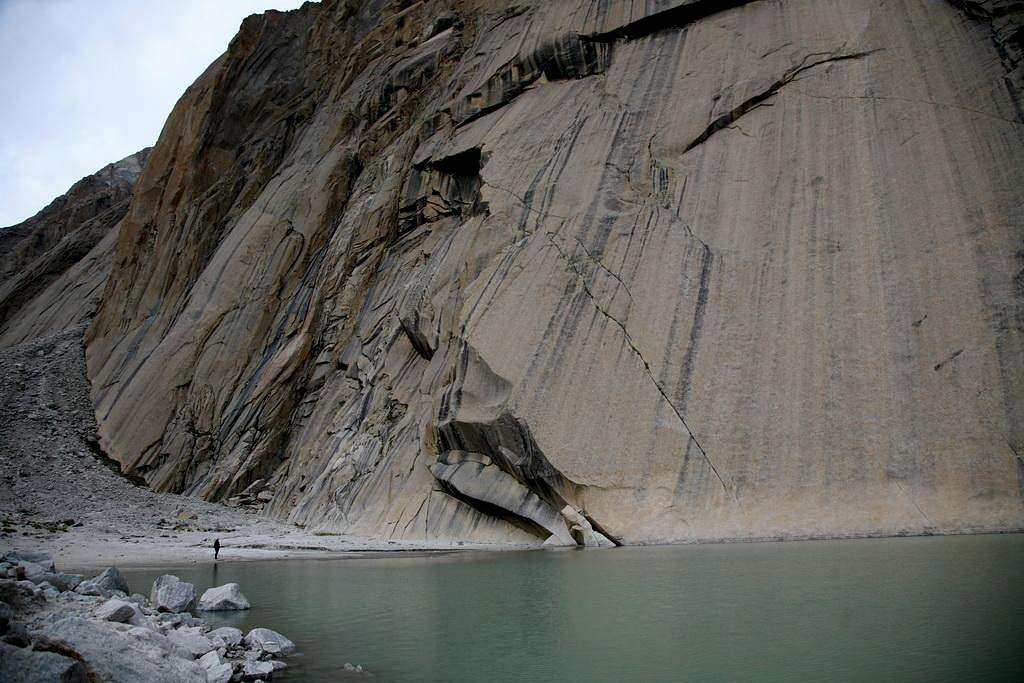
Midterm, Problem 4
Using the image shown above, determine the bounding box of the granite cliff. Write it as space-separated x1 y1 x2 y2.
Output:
5 0 1024 545
0 149 150 346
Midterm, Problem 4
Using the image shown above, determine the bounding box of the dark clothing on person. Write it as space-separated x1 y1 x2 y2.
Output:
214 539 221 560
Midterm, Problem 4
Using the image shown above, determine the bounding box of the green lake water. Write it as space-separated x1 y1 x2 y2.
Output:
121 534 1024 682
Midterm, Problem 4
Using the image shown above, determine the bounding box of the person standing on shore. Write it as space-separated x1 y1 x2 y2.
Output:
214 538 221 560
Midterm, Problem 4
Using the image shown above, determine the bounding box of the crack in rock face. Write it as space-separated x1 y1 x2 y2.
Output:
683 50 880 152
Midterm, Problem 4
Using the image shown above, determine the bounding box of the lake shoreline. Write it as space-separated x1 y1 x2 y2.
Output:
11 522 1017 575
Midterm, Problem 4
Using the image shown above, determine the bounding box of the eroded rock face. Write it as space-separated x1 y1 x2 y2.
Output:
0 0 1013 544
0 149 149 346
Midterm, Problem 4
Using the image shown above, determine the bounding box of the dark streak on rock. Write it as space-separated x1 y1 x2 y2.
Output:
676 243 712 414
933 348 964 371
544 232 728 492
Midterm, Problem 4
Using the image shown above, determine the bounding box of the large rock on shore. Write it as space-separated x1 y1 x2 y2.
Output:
0 640 87 682
95 598 144 625
0 578 40 609
150 575 196 613
245 627 296 656
31 616 206 682
36 573 83 593
199 651 234 683
198 583 250 611
2 551 55 573
166 627 216 658
75 567 129 597
208 626 244 647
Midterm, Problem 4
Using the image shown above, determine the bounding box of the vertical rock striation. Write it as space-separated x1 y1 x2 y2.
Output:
8 0 1023 544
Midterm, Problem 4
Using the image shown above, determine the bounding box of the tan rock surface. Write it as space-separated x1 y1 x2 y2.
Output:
37 0 1022 544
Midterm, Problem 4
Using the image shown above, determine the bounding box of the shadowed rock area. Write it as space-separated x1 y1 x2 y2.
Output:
2 0 1023 546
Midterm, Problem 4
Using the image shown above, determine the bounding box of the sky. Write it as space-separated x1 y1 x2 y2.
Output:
0 0 307 227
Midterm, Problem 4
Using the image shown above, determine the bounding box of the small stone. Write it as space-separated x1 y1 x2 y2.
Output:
127 593 150 608
241 659 274 680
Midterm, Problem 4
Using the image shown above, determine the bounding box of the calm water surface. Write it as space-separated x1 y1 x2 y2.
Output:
121 534 1024 682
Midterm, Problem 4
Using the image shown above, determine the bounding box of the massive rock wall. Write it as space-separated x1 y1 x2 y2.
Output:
80 0 1023 544
0 149 150 346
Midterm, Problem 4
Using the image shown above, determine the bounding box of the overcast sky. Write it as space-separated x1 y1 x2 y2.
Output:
0 0 306 227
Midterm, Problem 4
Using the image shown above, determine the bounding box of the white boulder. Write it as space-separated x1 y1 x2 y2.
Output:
150 575 197 613
198 583 250 611
95 598 144 625
245 627 296 655
166 627 216 658
75 567 130 597
31 616 206 682
208 626 243 647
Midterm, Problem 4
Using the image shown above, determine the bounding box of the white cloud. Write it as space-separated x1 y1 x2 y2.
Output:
0 0 307 227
